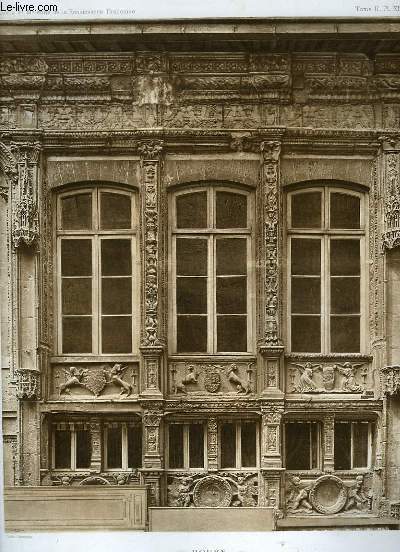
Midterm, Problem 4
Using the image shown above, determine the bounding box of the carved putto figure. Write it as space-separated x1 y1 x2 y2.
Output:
336 362 363 392
291 363 321 393
227 363 251 394
177 476 193 507
286 476 313 513
344 475 371 511
174 365 199 394
59 366 88 395
104 363 132 396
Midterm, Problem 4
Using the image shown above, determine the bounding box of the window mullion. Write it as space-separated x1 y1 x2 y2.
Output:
324 235 330 354
236 423 241 469
184 424 190 469
122 424 128 470
351 423 354 469
209 235 215 354
71 426 76 470
94 235 100 354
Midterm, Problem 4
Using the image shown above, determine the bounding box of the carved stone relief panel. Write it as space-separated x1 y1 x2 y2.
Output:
381 365 400 396
287 360 372 395
43 470 141 487
51 363 139 399
169 361 256 396
285 473 373 516
167 472 259 508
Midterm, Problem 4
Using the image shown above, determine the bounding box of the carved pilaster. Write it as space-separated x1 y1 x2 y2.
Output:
142 407 163 469
323 414 335 472
381 365 400 396
141 471 162 506
260 469 283 510
207 417 218 471
89 419 102 473
15 369 40 400
381 135 400 250
139 140 163 397
261 405 283 469
9 142 41 249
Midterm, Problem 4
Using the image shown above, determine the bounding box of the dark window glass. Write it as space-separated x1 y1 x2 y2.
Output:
177 316 207 353
330 193 360 229
330 240 360 276
291 316 321 353
61 239 92 277
61 193 92 230
311 423 319 469
189 424 204 468
169 425 184 469
216 239 246 275
128 426 142 469
102 278 132 315
291 278 321 314
286 423 311 470
62 317 92 353
176 239 207 276
291 192 322 229
334 423 351 470
216 192 247 228
216 277 247 314
101 239 132 276
62 278 92 315
177 277 207 314
353 422 369 468
54 430 71 469
217 316 247 352
331 277 360 314
100 192 131 230
221 423 236 468
291 239 321 276
102 317 132 353
176 192 207 229
241 422 257 467
330 316 360 353
76 430 91 469
107 427 122 469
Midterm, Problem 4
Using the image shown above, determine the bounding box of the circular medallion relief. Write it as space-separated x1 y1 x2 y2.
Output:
193 476 232 507
309 475 348 514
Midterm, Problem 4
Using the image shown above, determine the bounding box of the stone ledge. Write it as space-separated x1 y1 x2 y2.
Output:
277 516 399 530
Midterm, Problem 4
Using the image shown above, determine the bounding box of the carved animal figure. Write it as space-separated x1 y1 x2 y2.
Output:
104 363 132 396
227 363 251 394
174 365 198 394
59 366 87 395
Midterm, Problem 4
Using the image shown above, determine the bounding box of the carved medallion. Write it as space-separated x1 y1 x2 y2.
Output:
193 476 232 508
204 368 221 393
84 370 107 397
309 475 348 514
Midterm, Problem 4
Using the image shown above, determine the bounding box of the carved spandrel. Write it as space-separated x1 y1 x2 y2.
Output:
52 363 139 399
288 361 371 394
169 362 255 396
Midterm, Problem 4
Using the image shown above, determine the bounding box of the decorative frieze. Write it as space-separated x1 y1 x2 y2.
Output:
169 362 255 396
285 473 372 515
52 363 138 399
15 369 40 400
167 472 259 508
381 365 400 397
288 361 370 394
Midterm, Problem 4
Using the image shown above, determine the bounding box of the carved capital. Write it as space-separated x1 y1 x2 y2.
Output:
381 365 400 396
15 369 40 400
260 140 281 163
138 140 163 159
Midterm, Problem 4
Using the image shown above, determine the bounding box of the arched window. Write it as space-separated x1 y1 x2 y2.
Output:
170 185 254 354
287 185 366 354
56 186 138 355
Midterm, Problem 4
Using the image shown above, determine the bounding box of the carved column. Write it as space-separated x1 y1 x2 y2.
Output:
207 417 218 471
89 419 102 473
260 404 284 511
139 140 164 397
258 140 284 395
323 414 335 472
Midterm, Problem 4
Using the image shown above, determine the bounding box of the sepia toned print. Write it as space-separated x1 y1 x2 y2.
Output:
1 17 400 532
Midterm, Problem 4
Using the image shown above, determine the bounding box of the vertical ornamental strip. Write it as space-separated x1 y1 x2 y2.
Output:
259 139 284 395
138 140 164 397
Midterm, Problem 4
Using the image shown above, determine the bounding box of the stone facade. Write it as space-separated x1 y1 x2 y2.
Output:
1 19 400 530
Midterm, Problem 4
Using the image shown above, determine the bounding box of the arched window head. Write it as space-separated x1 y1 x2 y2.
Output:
287 185 366 354
56 186 138 355
170 185 254 355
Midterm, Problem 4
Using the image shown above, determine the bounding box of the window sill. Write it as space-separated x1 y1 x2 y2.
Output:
285 353 372 361
51 355 140 364
169 354 257 362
